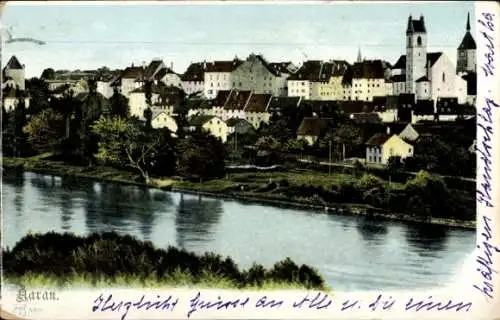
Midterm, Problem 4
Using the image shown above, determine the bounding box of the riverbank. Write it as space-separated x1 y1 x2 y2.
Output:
2 156 476 230
3 231 327 291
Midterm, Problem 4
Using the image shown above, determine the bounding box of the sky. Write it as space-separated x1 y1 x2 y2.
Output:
1 1 475 78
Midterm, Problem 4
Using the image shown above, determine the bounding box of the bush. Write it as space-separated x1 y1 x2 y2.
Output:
3 232 326 290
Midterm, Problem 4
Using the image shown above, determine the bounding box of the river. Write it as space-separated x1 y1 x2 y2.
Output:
2 170 475 291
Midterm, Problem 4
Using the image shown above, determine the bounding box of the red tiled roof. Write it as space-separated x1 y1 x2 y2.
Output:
181 62 206 81
224 90 251 110
212 90 231 107
205 60 242 73
121 66 144 79
244 93 272 113
288 60 350 82
366 133 391 146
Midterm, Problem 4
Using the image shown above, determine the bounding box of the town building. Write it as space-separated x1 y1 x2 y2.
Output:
181 62 206 96
231 54 291 97
185 115 229 143
2 86 30 112
296 117 330 145
204 58 242 99
149 110 178 134
342 59 392 101
365 133 414 165
287 60 350 100
226 118 254 136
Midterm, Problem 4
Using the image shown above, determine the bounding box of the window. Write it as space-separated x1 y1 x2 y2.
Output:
442 73 445 82
211 82 214 87
408 148 412 153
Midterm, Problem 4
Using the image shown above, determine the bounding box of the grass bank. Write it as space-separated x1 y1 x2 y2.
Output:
3 232 327 291
2 155 475 229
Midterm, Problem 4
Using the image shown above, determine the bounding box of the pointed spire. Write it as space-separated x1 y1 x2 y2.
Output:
466 12 471 31
406 15 414 34
357 47 362 63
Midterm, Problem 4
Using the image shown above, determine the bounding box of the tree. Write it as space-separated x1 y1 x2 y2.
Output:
255 136 280 152
259 116 293 143
282 138 308 153
72 87 109 165
5 94 28 157
25 78 51 115
91 116 173 183
144 80 153 130
40 68 56 80
387 156 403 183
143 107 153 130
176 131 227 180
109 87 129 118
23 109 65 155
332 124 364 160
405 170 451 222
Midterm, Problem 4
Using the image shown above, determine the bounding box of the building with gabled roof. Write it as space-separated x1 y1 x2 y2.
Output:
296 117 331 145
342 59 392 102
184 115 229 143
2 55 25 91
181 62 207 96
204 58 243 99
243 93 272 129
287 60 350 100
365 133 414 165
231 54 290 98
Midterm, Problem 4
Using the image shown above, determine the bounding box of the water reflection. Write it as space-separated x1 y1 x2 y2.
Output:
404 223 448 254
355 217 388 242
5 170 26 228
175 194 223 249
60 191 73 231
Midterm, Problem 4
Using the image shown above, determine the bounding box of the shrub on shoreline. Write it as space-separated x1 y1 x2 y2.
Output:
3 232 326 290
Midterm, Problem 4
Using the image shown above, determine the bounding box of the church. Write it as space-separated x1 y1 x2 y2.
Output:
390 14 474 107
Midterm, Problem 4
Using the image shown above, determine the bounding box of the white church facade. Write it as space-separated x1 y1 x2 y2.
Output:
390 15 469 107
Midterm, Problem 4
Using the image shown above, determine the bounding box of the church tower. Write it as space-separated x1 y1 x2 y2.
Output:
457 13 476 74
405 15 427 94
357 47 362 63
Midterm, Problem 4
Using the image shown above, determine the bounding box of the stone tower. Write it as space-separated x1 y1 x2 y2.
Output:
457 13 476 74
3 55 25 91
405 15 427 94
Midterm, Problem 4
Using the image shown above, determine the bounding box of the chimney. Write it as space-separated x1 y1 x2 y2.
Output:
203 60 207 69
